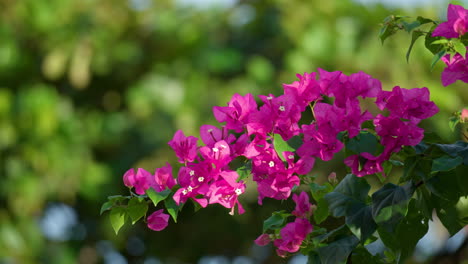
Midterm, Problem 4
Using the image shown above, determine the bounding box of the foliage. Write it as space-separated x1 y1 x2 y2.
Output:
1 0 467 263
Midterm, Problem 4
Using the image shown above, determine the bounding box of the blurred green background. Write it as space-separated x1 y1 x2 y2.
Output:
0 0 466 263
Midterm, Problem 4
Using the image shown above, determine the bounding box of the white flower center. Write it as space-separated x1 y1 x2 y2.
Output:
235 188 242 195
207 129 213 132
189 170 195 176
182 189 188 195
212 147 219 152
187 186 193 192
288 155 294 159
279 106 286 112
198 177 204 182
267 96 273 100
269 161 275 167
219 144 227 149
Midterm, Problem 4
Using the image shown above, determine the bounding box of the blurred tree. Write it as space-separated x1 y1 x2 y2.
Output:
0 0 464 263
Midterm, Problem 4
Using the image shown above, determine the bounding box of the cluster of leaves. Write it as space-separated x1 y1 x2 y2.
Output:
379 13 468 69
259 132 468 263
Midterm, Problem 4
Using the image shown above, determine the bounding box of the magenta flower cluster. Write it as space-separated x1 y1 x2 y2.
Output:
432 4 468 86
121 68 438 256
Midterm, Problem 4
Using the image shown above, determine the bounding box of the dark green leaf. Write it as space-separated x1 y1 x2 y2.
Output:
317 235 359 264
351 246 384 264
377 200 428 263
308 251 322 264
100 201 114 215
430 49 447 71
236 162 252 182
402 21 420 32
424 25 444 54
431 155 463 172
426 171 463 202
406 30 424 62
127 197 148 224
325 174 370 218
314 225 348 244
438 205 468 236
346 204 377 242
371 182 415 232
263 210 290 233
416 16 434 25
345 131 379 155
110 207 127 234
146 188 171 207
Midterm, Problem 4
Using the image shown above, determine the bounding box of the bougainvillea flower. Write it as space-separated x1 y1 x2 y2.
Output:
297 123 343 161
432 4 468 38
123 168 154 195
213 93 258 133
172 166 209 207
376 86 439 121
344 153 384 177
292 192 313 218
255 171 300 204
374 114 424 148
199 140 232 170
282 72 322 111
147 209 170 231
273 218 313 253
168 130 199 163
254 233 272 246
199 125 235 148
208 171 246 215
153 162 176 192
439 51 468 87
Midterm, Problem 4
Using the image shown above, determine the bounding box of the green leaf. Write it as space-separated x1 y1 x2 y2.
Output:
127 197 148 224
425 27 444 54
146 188 171 207
101 195 130 215
346 204 377 242
236 161 252 182
426 171 463 202
449 116 460 131
431 155 463 172
402 21 420 32
351 247 384 264
100 201 114 215
345 131 379 155
434 141 468 165
406 30 424 62
110 207 127 234
371 182 415 232
308 251 322 264
310 182 334 201
430 39 449 45
314 225 348 244
263 210 290 233
437 205 468 236
430 49 447 71
273 133 298 162
314 197 329 224
317 235 359 264
165 195 182 223
416 16 434 25
325 174 370 218
377 200 428 263
453 39 467 57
